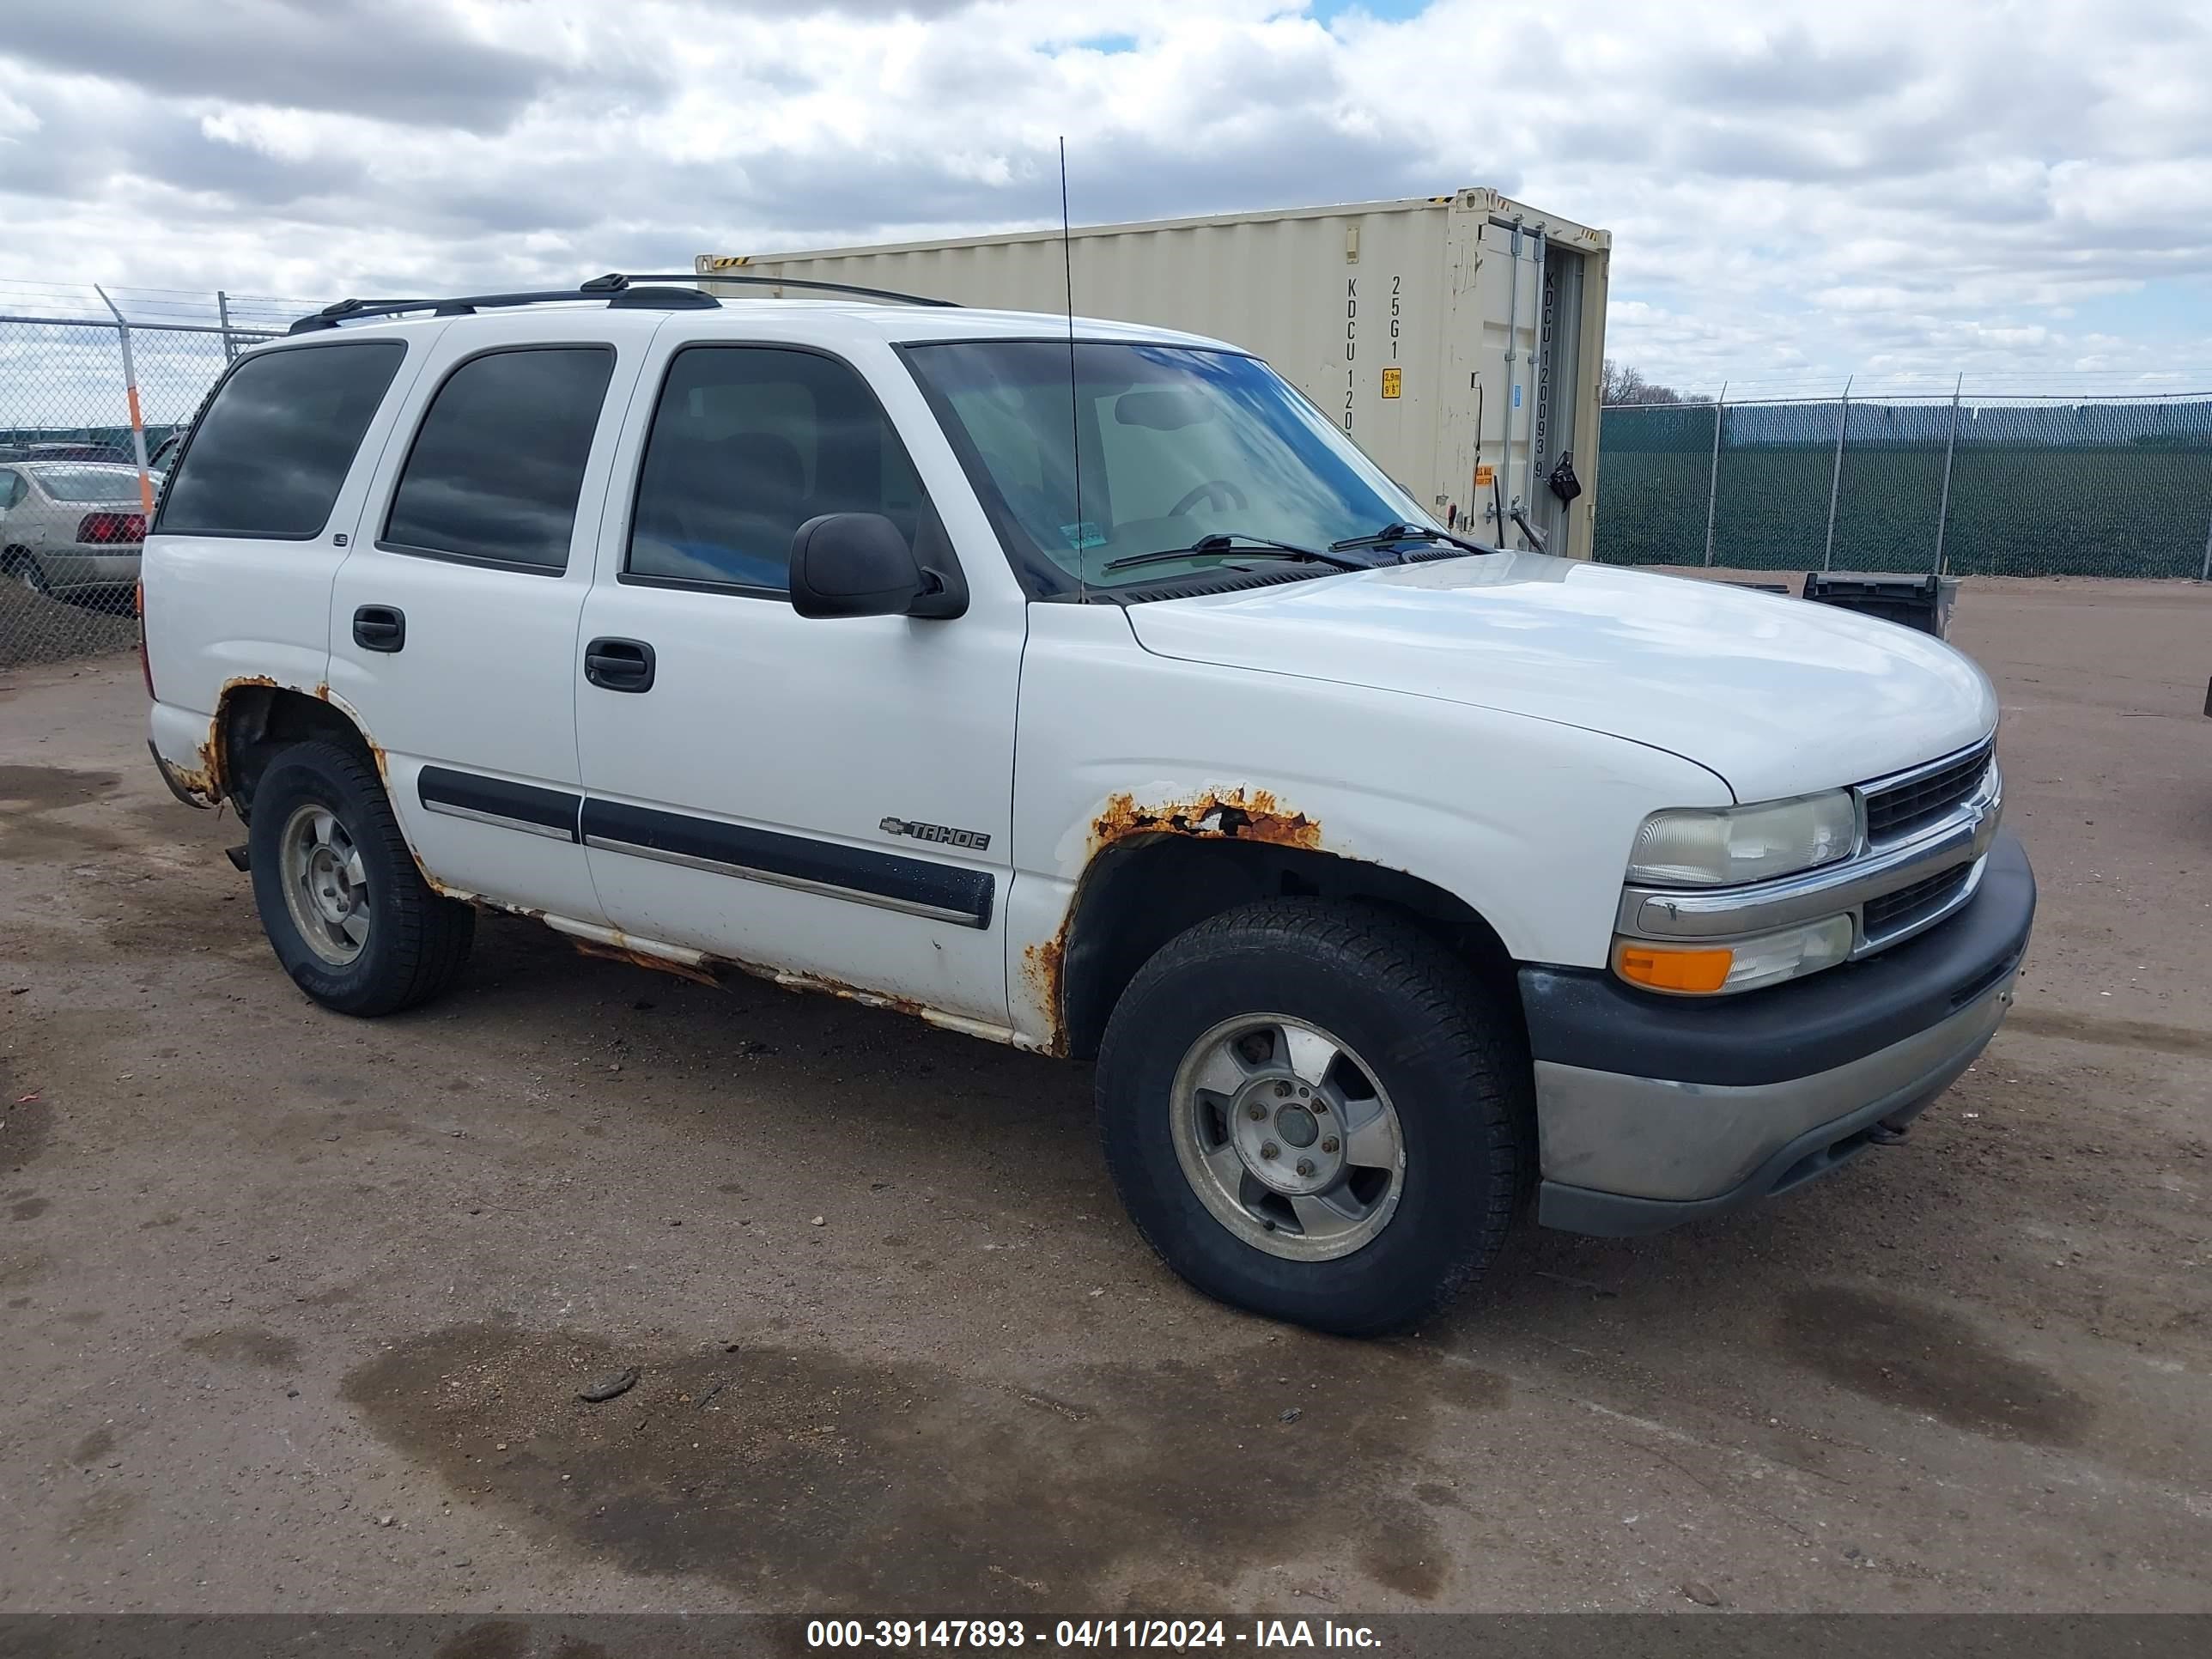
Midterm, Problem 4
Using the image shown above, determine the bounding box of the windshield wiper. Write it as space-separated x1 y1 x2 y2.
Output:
1329 521 1498 556
1102 532 1376 574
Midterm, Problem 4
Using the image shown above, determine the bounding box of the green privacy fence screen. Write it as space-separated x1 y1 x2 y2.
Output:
1594 395 2212 578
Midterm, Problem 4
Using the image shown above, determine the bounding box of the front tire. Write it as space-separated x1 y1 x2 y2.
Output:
247 740 474 1017
1097 899 1529 1337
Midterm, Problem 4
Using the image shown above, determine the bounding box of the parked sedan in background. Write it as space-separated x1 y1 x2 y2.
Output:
24 441 136 465
0 462 149 605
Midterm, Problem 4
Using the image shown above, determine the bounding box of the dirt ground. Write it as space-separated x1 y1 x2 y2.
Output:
1 574 2208 1615
0 585 134 672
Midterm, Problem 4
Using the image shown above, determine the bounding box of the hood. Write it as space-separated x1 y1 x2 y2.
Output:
1122 553 1997 802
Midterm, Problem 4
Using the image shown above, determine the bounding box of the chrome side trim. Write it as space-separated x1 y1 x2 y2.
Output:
422 799 579 842
1619 763 2001 955
581 833 983 926
1533 969 2016 1202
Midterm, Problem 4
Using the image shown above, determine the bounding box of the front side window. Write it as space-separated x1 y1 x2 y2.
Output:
902 341 1435 596
157 341 404 538
627 345 927 593
384 346 615 572
0 470 25 509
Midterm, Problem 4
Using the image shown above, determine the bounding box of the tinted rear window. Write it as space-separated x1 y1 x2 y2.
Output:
382 346 615 572
158 342 404 538
33 466 143 503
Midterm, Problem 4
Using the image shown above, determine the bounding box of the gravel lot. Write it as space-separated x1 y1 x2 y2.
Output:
2 574 2209 1614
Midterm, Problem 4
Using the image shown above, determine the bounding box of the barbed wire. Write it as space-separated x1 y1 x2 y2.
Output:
1629 373 2212 402
1608 389 2212 409
0 279 320 329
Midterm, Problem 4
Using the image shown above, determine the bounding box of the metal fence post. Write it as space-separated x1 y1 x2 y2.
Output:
1701 381 1726 567
1932 374 1962 575
92 285 155 520
1821 376 1850 571
2200 511 2212 583
216 289 239 362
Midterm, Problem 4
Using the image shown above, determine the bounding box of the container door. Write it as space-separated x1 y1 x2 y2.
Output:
1533 246 1587 556
1459 222 1585 555
1462 220 1540 550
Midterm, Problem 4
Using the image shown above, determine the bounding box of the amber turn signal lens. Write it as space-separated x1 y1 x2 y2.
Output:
1613 941 1735 994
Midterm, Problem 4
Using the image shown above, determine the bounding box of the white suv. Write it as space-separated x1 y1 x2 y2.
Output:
143 275 2032 1335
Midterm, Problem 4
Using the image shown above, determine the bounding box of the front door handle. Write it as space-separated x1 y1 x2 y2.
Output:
353 605 405 652
584 636 655 693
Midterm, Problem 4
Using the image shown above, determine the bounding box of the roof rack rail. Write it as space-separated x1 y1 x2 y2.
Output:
663 271 959 308
288 278 711 334
287 270 957 334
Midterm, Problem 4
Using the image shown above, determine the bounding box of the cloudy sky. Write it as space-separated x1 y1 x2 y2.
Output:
2 0 2208 396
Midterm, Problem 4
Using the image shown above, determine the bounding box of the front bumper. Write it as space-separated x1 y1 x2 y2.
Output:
1522 829 2034 1237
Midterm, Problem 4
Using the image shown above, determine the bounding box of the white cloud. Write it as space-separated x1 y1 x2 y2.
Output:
0 0 2205 392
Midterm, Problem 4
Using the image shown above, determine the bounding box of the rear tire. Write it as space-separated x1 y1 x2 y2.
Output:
247 740 474 1017
5 550 51 598
1097 898 1530 1337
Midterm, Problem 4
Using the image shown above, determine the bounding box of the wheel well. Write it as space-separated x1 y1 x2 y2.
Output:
219 686 377 823
1055 836 1521 1061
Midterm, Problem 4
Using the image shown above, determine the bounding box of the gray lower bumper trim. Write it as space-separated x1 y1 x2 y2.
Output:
1537 1082 1948 1238
1533 969 2016 1223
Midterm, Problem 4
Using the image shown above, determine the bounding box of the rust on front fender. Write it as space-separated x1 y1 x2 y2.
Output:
1019 934 1066 1054
1089 787 1324 855
1018 786 1329 1056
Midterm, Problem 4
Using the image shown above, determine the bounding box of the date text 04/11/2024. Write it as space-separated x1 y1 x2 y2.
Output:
804 1620 1383 1650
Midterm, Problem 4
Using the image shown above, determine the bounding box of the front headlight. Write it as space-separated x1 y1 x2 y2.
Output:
1627 791 1856 888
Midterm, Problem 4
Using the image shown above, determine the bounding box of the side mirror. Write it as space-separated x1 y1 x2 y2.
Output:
789 513 927 620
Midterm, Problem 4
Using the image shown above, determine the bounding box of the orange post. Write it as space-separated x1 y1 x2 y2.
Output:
94 285 156 520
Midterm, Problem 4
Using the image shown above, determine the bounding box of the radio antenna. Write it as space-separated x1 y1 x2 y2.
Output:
1060 137 1085 603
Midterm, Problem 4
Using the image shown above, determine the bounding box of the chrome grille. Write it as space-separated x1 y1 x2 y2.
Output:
1862 864 1973 942
1863 742 1993 844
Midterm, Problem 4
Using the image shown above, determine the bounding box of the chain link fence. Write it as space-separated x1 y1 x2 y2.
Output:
11 290 2212 676
1595 390 2212 578
1 286 301 670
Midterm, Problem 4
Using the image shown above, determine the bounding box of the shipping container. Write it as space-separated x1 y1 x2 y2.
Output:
697 188 1610 556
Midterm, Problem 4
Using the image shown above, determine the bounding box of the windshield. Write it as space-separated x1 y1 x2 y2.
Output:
902 341 1437 595
32 466 143 503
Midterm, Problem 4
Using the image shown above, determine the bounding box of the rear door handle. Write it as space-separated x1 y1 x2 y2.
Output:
353 605 405 652
584 636 655 693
